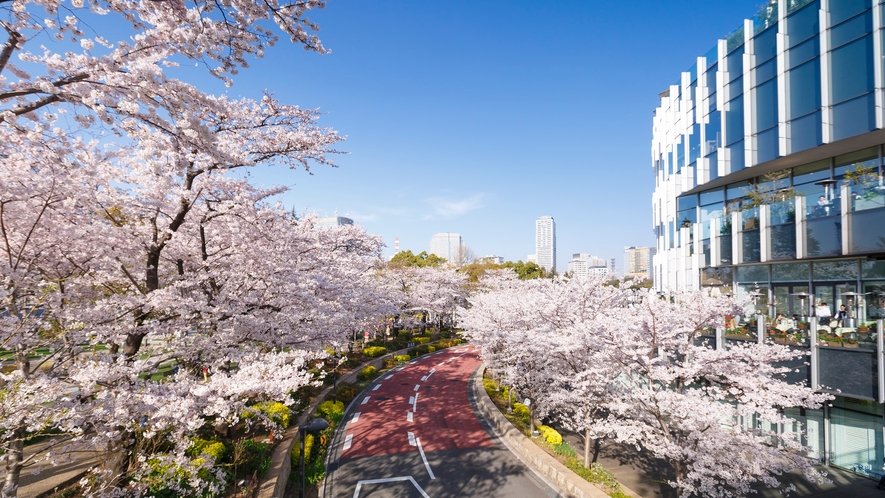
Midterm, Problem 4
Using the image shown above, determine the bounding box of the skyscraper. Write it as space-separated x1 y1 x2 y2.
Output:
623 246 653 280
535 216 555 273
429 232 461 261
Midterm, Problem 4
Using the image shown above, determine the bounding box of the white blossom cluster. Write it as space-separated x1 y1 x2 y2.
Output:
461 275 833 498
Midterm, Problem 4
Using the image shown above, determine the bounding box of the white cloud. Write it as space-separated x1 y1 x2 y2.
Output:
425 193 485 218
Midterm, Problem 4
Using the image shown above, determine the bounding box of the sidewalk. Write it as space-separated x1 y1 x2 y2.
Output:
559 431 883 497
0 441 100 498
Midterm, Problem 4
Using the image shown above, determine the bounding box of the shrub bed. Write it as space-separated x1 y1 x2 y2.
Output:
482 374 629 498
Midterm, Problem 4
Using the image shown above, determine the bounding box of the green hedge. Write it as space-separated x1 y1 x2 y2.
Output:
393 354 410 362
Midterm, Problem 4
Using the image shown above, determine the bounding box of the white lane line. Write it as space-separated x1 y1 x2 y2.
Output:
361 396 370 405
430 368 436 373
413 393 418 411
383 375 393 380
437 362 445 366
352 477 429 498
408 431 416 446
343 434 353 451
351 412 360 424
413 384 420 391
416 437 436 479
408 396 415 405
372 384 381 391
421 375 428 381
407 411 413 422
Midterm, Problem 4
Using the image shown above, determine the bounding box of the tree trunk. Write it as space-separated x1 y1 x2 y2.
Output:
2 428 26 498
584 428 591 468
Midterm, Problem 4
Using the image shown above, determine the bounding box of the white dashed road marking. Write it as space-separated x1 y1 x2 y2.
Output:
408 431 416 446
361 396 370 405
351 412 360 424
343 434 353 451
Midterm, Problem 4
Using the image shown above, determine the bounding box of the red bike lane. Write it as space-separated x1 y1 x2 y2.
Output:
325 345 555 498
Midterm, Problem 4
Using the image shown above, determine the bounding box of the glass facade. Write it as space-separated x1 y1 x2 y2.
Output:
652 0 885 479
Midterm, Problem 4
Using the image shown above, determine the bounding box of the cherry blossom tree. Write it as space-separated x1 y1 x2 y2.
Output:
379 264 467 334
0 0 395 495
462 277 833 497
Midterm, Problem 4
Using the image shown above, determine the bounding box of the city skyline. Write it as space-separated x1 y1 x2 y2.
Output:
234 1 763 271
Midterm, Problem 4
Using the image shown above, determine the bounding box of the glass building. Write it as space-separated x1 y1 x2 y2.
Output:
652 0 885 479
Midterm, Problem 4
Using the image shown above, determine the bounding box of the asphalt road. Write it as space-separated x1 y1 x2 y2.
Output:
322 346 558 498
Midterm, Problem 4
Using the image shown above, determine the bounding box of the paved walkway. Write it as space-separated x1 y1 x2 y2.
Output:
559 431 884 497
0 440 100 498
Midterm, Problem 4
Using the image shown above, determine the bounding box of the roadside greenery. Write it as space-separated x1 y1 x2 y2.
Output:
482 376 630 498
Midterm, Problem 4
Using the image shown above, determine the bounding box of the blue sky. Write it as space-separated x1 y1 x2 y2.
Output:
216 0 763 271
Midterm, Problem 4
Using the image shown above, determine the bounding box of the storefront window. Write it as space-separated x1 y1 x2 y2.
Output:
829 404 883 477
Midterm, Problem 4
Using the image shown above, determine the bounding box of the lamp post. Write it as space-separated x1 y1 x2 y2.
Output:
299 418 329 498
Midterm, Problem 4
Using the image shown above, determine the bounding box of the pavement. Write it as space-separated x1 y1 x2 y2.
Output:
0 440 100 498
323 346 559 498
559 428 885 498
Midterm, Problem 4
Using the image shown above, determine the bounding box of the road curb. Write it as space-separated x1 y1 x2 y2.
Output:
471 364 642 498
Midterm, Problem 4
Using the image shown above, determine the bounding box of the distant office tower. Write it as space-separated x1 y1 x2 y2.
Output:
477 255 505 265
623 246 653 280
568 253 609 278
526 254 537 264
429 232 462 261
535 216 556 273
314 214 354 228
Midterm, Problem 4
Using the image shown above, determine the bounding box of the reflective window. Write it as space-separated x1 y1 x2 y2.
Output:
705 45 719 69
706 63 718 92
689 124 701 164
729 77 744 99
726 95 744 145
677 138 685 171
831 10 872 48
754 25 778 63
813 260 859 280
772 262 809 282
790 111 822 153
729 141 746 172
787 0 820 46
830 0 870 26
863 260 885 278
757 127 779 164
678 194 698 211
736 264 769 283
831 35 874 104
756 58 777 84
708 151 720 181
833 93 876 141
700 188 725 205
788 59 821 118
755 79 778 132
727 46 744 81
789 36 819 69
705 111 721 154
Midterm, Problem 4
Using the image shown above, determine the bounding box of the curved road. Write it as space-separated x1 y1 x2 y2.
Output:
322 346 557 498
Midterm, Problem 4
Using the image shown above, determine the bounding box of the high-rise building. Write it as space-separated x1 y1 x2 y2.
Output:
568 253 608 278
624 246 653 280
651 0 885 477
535 216 556 273
477 255 505 265
429 232 461 261
314 214 354 228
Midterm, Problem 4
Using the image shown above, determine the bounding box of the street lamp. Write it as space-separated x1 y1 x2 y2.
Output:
299 418 329 498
